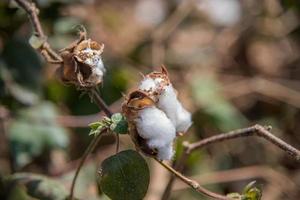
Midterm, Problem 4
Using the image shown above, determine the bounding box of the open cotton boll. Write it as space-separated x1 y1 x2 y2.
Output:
135 106 176 147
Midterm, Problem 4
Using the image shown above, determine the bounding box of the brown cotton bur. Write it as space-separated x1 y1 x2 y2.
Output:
140 66 171 102
56 39 105 88
122 66 176 158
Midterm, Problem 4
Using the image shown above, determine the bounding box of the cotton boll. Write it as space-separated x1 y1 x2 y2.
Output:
135 106 176 147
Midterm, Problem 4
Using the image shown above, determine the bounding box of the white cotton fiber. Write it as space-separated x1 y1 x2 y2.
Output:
135 106 176 144
174 104 192 133
139 78 156 91
85 57 105 84
157 143 174 160
157 85 192 133
135 106 176 160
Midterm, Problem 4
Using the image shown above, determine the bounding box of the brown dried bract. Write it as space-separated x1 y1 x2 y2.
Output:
56 33 105 88
140 65 171 102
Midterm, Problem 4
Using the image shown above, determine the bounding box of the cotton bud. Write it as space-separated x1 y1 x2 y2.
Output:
56 39 105 88
123 66 192 160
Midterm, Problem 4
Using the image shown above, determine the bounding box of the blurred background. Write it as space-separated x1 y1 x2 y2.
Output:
0 0 300 199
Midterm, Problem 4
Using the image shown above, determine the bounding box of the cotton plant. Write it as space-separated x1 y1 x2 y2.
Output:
122 66 192 160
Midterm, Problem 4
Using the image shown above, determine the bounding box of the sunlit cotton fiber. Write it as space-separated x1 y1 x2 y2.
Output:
157 85 192 133
139 77 192 133
135 106 176 160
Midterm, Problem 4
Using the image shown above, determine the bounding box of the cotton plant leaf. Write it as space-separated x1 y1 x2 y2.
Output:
2 38 43 91
1 173 68 200
89 113 128 136
98 150 150 200
226 181 262 200
110 113 128 134
8 102 69 169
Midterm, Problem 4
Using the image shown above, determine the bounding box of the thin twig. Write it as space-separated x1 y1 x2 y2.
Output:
70 129 107 200
89 88 113 117
14 0 62 62
162 124 300 200
154 158 230 200
186 125 300 158
161 150 189 200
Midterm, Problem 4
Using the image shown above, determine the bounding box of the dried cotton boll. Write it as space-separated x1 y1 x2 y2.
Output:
57 38 106 88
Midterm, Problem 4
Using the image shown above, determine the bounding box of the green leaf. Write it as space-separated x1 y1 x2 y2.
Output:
89 122 103 130
242 188 262 200
242 181 262 200
227 181 262 200
8 102 69 169
243 181 257 193
227 193 242 199
2 38 43 91
2 173 68 200
88 118 111 136
99 150 150 200
110 113 128 134
28 35 46 49
111 113 123 123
